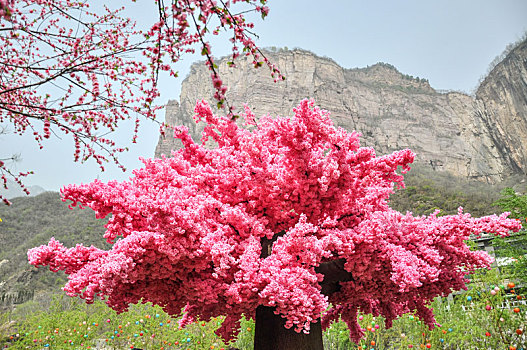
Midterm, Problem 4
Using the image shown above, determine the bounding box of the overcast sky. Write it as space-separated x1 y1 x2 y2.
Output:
2 0 526 192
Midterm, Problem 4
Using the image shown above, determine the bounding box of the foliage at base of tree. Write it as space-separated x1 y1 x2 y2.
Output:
492 187 527 285
1 265 525 349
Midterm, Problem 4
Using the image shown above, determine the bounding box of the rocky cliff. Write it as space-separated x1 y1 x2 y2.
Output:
156 42 527 182
0 179 46 200
475 38 527 178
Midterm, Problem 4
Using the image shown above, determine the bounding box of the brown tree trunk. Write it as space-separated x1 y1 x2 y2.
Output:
253 305 324 350
254 238 352 350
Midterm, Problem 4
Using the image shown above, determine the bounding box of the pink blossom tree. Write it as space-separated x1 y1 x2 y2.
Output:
0 0 279 204
29 100 521 350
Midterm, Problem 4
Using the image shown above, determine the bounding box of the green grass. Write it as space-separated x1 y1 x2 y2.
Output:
1 265 525 350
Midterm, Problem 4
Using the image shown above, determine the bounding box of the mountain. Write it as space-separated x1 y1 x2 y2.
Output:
156 40 527 183
0 192 108 308
0 179 46 199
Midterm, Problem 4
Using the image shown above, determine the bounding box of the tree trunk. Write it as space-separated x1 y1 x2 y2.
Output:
255 237 352 350
254 305 324 350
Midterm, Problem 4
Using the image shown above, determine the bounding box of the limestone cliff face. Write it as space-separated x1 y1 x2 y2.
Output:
476 39 527 177
156 44 527 181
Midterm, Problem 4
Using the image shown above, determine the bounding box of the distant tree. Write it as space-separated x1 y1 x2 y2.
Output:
493 187 527 284
29 100 521 350
493 187 527 219
476 32 527 92
0 0 280 204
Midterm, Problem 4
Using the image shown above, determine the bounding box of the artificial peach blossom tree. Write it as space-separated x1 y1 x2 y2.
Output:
29 100 521 350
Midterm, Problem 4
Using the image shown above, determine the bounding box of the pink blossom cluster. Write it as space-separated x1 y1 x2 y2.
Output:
0 0 12 19
0 0 278 204
28 100 522 343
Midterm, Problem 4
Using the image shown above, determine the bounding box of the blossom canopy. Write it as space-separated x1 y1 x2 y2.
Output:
28 100 521 343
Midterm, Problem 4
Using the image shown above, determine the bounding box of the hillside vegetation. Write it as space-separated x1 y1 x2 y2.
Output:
0 192 108 306
390 166 508 217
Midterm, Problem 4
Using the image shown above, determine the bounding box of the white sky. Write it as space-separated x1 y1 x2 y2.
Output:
1 0 526 191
